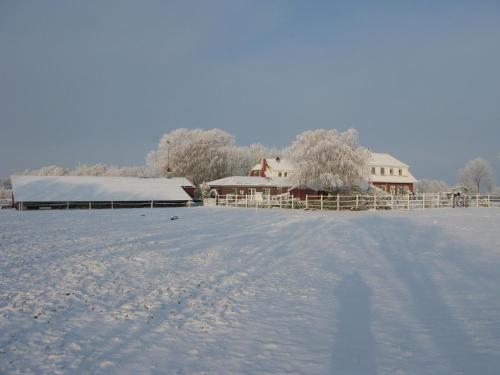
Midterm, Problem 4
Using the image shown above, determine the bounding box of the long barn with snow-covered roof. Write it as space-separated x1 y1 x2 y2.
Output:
11 175 194 210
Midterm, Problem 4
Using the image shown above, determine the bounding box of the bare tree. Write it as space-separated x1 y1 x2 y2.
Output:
457 157 493 193
415 179 449 193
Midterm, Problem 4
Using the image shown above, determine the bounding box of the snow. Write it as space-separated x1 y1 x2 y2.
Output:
207 176 291 187
369 153 408 168
11 176 193 202
1 208 500 374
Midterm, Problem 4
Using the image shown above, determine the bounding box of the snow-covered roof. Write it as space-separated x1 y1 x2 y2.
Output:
265 158 295 171
207 176 292 187
250 158 295 172
369 153 408 168
11 176 193 202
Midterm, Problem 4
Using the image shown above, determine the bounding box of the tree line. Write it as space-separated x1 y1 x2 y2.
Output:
7 128 500 194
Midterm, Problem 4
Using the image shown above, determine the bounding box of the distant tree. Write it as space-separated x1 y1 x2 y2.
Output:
71 163 108 176
285 128 370 192
457 157 494 193
0 178 12 189
146 128 236 185
103 165 146 177
415 179 449 193
20 165 68 176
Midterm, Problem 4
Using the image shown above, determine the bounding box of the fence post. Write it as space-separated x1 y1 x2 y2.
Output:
89 201 92 210
235 195 238 207
268 197 271 209
337 194 340 211
374 193 376 210
488 194 491 208
407 194 410 210
291 196 294 210
151 201 154 209
437 194 440 208
356 194 359 210
246 195 248 208
320 195 323 211
422 194 425 209
306 195 308 210
390 195 393 210
111 201 114 209
67 201 69 210
279 195 282 209
476 194 479 208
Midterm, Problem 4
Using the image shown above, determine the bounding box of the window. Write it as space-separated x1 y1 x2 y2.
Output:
284 172 288 177
278 172 282 177
381 167 385 175
263 188 271 196
390 168 394 175
232 188 238 195
249 188 256 196
371 167 376 175
399 169 403 176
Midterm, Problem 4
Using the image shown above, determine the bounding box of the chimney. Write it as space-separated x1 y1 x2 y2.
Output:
261 158 266 177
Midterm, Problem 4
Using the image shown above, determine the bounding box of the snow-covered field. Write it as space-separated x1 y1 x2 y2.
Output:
1 207 500 375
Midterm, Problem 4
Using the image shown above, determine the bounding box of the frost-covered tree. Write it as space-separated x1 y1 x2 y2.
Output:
0 178 11 189
415 179 450 193
20 165 68 176
104 166 146 177
457 157 493 193
285 128 370 192
71 163 109 176
146 128 236 185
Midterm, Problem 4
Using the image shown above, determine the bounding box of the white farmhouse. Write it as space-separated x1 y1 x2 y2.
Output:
368 153 417 194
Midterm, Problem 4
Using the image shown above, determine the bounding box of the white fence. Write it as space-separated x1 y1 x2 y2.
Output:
205 193 500 211
0 199 12 209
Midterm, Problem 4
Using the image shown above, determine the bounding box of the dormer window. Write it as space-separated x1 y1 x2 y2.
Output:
381 168 385 175
278 172 282 177
399 169 403 176
390 168 394 175
371 167 376 175
284 172 288 177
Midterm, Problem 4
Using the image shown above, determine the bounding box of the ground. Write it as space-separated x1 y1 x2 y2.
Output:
1 207 500 374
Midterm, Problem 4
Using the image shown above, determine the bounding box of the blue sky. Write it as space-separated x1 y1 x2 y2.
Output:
1 0 499 183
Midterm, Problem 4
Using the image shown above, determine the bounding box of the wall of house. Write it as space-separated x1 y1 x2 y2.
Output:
211 186 290 196
372 182 414 194
371 166 408 177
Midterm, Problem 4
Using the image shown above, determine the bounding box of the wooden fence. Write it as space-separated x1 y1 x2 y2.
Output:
204 193 500 211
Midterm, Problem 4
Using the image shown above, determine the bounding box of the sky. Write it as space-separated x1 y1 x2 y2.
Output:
1 0 500 183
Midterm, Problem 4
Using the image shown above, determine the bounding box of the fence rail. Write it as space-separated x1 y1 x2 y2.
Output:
0 199 12 209
205 193 500 211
